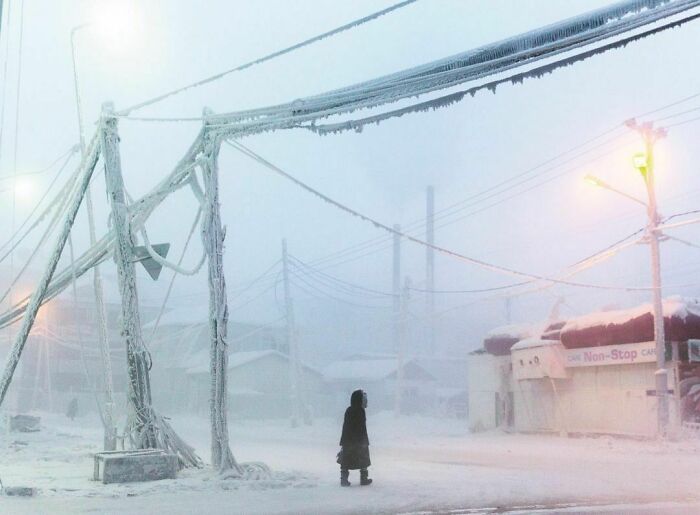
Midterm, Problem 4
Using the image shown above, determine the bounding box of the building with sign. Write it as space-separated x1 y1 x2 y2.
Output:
468 297 700 438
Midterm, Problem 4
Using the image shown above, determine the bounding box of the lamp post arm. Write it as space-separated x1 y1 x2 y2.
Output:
71 24 90 154
587 175 648 208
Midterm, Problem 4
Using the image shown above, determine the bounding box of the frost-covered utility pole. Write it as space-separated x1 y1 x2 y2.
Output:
392 224 401 355
282 239 302 427
590 118 669 436
628 120 669 436
395 276 410 417
100 102 157 449
0 139 100 408
201 115 239 473
71 22 116 451
425 187 435 355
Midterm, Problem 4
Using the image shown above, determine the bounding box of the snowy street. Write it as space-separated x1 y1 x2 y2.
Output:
3 412 700 514
2 0 700 513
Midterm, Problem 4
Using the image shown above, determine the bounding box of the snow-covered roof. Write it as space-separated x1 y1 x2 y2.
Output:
483 322 546 355
324 358 398 382
143 305 209 329
186 349 322 377
562 296 700 333
511 338 562 351
485 323 541 340
187 350 278 375
561 296 700 349
323 358 434 382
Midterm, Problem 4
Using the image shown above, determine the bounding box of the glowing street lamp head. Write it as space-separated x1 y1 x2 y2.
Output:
14 178 33 201
91 1 142 53
584 174 603 187
633 152 648 176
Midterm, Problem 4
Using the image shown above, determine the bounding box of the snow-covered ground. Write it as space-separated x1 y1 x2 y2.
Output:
2 411 700 514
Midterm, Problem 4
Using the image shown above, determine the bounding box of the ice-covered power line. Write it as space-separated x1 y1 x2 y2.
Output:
665 113 700 128
289 269 391 310
650 104 700 122
634 90 700 119
304 129 633 271
0 0 11 170
0 148 78 263
226 140 669 292
116 0 700 131
228 258 282 303
290 255 394 298
4 1 699 331
281 88 700 272
409 282 532 295
117 0 420 115
0 144 78 182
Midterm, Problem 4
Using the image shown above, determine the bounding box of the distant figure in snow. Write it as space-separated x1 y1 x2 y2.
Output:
66 397 78 421
337 389 372 487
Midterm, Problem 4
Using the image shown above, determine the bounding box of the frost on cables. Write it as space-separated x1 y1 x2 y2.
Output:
308 8 699 136
206 0 699 139
0 136 101 408
0 131 206 331
0 0 694 329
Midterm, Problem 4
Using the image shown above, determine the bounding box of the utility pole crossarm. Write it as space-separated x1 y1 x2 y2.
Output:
282 239 302 427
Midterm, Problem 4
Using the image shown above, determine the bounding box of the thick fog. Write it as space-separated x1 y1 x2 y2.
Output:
1 1 700 512
1 0 698 357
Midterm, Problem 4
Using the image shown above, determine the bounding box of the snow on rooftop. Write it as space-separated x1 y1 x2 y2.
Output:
511 338 562 351
485 322 543 340
562 296 700 333
143 305 209 329
187 350 279 375
323 358 401 382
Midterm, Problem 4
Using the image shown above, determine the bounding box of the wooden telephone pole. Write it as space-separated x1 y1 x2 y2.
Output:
100 102 158 448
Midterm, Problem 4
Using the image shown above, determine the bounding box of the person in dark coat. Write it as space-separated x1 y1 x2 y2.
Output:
338 389 372 487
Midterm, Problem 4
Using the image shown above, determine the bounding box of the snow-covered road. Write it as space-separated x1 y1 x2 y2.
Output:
2 412 700 514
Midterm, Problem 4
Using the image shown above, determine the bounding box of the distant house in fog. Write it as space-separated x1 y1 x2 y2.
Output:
414 356 468 418
147 307 328 418
183 350 326 418
323 353 435 413
3 276 161 416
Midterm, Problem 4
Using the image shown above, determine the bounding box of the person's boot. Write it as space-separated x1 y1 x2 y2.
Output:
340 469 351 487
360 469 372 486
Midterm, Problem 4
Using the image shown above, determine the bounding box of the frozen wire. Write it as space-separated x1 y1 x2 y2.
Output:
0 0 11 169
635 91 700 119
650 104 700 123
226 139 665 292
228 258 283 303
285 136 639 275
283 87 700 272
302 131 635 271
289 269 391 309
0 144 78 182
148 206 204 342
0 147 78 261
665 113 700 128
117 0 419 115
289 255 394 297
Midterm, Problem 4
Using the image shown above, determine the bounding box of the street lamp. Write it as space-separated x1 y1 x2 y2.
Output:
585 120 669 436
70 22 117 451
583 174 648 208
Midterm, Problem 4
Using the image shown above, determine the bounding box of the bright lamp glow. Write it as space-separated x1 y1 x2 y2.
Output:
91 1 142 53
633 152 648 171
14 178 34 201
584 174 603 187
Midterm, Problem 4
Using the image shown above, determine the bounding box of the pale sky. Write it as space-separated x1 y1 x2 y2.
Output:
1 0 699 359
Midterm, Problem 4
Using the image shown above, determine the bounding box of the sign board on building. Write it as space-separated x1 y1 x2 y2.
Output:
689 339 700 362
565 341 656 368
